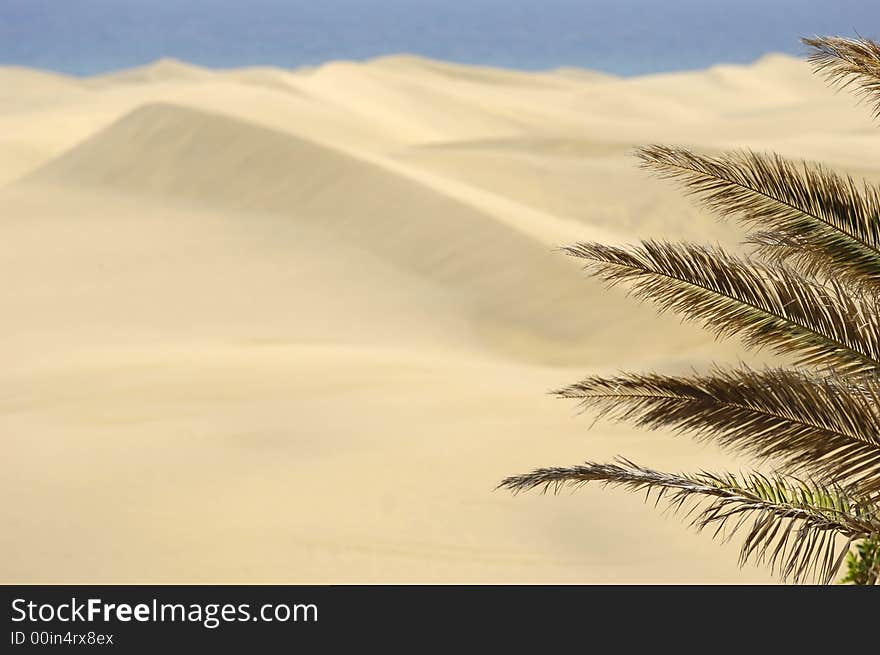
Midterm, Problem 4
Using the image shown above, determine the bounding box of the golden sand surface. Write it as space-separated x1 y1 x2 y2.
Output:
3 53 875 582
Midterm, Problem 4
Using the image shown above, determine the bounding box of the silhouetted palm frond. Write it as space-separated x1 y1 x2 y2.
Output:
556 367 880 495
636 145 880 288
803 35 880 118
563 240 880 375
499 459 879 583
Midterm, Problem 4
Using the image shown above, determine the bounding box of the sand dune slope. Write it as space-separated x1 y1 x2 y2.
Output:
0 67 87 110
25 102 720 365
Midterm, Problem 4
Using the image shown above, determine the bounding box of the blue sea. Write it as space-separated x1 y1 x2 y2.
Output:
2 0 880 77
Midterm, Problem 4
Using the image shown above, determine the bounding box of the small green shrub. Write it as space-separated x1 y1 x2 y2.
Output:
839 537 880 585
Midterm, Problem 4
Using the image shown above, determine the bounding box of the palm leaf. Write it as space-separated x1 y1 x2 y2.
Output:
563 240 880 375
803 35 880 119
556 366 880 495
505 32 880 584
636 145 880 288
499 459 879 583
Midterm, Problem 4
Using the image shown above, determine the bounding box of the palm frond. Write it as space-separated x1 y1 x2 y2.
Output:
803 35 880 119
636 145 880 288
499 459 879 583
556 366 880 495
563 240 880 375
505 33 880 584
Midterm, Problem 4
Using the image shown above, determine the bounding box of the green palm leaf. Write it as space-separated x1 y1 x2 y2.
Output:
499 460 879 583
556 366 880 495
803 35 880 119
635 145 880 288
563 240 880 376
503 32 880 584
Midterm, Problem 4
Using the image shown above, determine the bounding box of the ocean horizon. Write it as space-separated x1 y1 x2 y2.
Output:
2 0 880 77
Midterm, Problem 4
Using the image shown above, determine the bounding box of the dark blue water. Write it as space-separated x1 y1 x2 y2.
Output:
2 0 879 76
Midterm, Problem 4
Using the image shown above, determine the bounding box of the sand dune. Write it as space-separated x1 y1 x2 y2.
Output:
89 57 214 86
2 52 872 583
0 67 86 104
296 60 534 143
371 54 578 87
550 67 618 83
25 102 714 365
